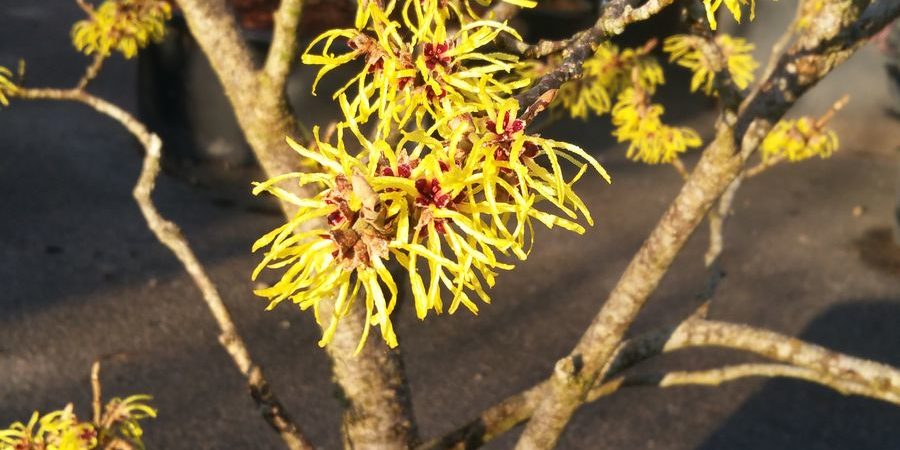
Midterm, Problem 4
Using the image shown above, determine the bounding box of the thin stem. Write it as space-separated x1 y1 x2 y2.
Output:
515 0 677 108
422 318 900 450
594 363 897 402
13 85 316 450
743 155 783 179
746 0 801 104
671 157 690 180
500 34 579 59
91 361 102 425
135 133 316 450
703 175 742 266
515 2 900 447
815 94 851 129
76 0 94 15
76 54 106 91
16 88 152 144
263 0 304 97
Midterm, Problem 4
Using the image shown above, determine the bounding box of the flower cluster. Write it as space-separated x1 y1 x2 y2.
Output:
663 34 758 96
0 396 155 450
702 0 756 30
303 0 535 139
761 117 839 163
553 42 664 119
71 0 172 59
532 39 700 165
611 88 702 164
253 0 609 352
0 66 17 107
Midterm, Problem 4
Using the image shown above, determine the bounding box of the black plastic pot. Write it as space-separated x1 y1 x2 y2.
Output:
137 9 357 184
137 15 266 171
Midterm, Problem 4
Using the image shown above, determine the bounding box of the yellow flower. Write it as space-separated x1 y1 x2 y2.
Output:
475 0 537 8
100 395 156 447
554 41 664 119
254 114 608 350
611 88 702 164
702 0 756 30
1 407 92 450
252 131 401 352
255 0 611 352
0 66 17 107
304 0 530 140
71 0 171 59
761 117 839 162
664 34 758 95
0 392 153 450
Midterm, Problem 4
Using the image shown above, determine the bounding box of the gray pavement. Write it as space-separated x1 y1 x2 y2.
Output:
1 2 900 449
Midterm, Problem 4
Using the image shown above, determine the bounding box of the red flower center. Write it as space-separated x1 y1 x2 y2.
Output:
414 177 464 234
80 427 98 442
486 111 525 141
423 41 453 70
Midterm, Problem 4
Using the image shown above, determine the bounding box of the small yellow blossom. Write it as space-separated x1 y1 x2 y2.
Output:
71 0 171 59
664 34 758 95
0 406 93 450
476 0 537 8
0 66 17 106
761 117 839 162
555 41 664 119
0 396 154 450
304 0 529 139
702 0 756 30
611 88 702 164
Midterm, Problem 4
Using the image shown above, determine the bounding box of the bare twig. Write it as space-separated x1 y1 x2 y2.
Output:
665 320 900 398
676 2 746 270
16 88 153 143
671 157 690 180
500 33 579 59
742 156 782 179
703 176 741 266
263 0 304 97
517 105 743 450
597 362 899 403
815 94 851 128
515 0 677 108
13 85 316 450
749 1 801 103
91 361 102 425
174 1 419 446
135 134 316 450
515 2 900 447
75 0 94 15
76 54 106 91
423 316 900 450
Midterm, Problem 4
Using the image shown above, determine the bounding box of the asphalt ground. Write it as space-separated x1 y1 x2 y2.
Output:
1 2 899 449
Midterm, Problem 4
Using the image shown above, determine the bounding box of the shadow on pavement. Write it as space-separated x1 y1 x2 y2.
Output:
697 301 900 450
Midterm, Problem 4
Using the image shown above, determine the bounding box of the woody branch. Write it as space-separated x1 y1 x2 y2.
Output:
11 81 315 450
422 314 900 450
171 0 419 447
508 0 900 448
